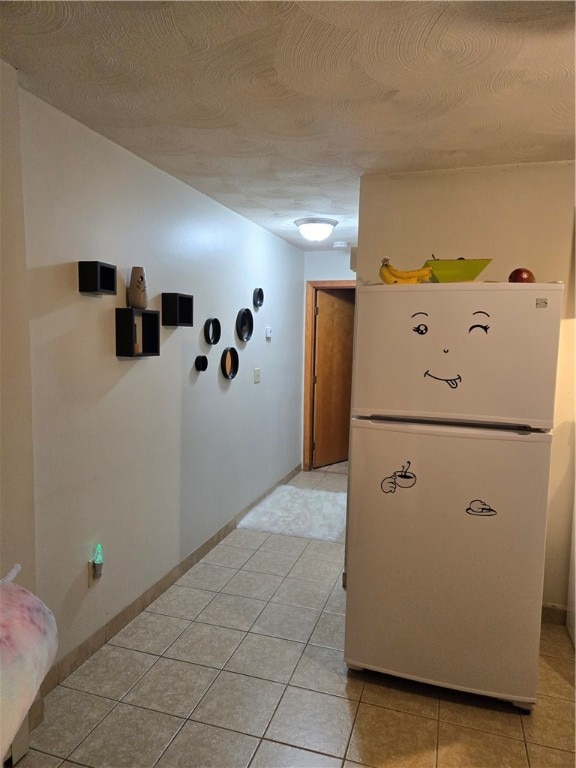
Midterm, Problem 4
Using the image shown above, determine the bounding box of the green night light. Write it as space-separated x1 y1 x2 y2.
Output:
92 543 104 579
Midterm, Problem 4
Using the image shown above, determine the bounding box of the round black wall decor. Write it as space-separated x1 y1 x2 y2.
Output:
220 347 239 379
236 308 254 342
194 355 208 372
203 318 221 345
253 288 264 308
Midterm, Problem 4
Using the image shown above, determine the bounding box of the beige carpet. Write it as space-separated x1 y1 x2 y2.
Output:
238 485 346 542
322 461 349 475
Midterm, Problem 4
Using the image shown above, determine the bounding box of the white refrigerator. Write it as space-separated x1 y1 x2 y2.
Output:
344 282 563 708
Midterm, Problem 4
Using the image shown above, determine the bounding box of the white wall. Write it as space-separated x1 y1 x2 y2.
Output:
0 63 37 592
569 503 575 643
304 250 356 282
7 81 305 661
357 163 575 610
568 247 576 643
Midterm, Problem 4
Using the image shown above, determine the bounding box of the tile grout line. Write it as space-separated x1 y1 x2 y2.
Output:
435 715 441 768
147 535 335 767
341 682 364 766
249 564 349 764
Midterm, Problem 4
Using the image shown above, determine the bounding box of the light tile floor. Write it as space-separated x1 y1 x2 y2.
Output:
21 469 574 768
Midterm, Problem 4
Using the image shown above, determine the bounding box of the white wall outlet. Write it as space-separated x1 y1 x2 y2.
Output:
265 327 272 339
254 368 261 384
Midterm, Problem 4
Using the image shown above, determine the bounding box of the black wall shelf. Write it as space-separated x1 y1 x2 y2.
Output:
195 355 208 372
204 318 221 345
236 308 254 342
78 261 117 294
220 347 239 380
162 293 194 327
253 288 264 307
115 308 160 357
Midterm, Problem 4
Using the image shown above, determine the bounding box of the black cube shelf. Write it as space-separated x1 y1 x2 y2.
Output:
162 293 194 326
115 308 160 357
78 261 117 294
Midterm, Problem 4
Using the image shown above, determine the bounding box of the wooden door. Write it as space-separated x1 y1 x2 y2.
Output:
312 288 355 468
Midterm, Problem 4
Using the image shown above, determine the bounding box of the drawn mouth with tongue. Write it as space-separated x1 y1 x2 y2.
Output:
424 370 462 389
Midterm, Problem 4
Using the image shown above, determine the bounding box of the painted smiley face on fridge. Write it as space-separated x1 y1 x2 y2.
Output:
352 283 562 431
410 307 491 390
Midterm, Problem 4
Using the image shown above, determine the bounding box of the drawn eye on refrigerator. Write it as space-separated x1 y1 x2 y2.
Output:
344 282 563 709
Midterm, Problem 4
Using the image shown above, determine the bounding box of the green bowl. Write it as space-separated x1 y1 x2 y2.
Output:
423 259 492 283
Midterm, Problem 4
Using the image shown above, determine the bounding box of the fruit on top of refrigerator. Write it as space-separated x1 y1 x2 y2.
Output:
423 258 492 282
379 259 432 285
508 268 535 283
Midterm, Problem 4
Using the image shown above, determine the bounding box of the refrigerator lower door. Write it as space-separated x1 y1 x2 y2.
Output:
344 419 552 705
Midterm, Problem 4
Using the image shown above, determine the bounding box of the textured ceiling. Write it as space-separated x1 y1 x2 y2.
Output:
1 1 574 250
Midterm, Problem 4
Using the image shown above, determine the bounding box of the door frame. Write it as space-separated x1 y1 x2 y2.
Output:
303 280 356 470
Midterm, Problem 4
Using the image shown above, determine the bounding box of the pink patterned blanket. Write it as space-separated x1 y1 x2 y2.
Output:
0 565 58 759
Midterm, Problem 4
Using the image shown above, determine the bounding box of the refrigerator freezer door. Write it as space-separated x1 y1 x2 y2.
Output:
344 419 552 703
351 283 563 429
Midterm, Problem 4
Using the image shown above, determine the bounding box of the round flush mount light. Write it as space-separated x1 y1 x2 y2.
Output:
294 218 338 242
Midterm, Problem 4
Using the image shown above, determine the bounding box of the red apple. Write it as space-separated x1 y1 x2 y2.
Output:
508 268 535 283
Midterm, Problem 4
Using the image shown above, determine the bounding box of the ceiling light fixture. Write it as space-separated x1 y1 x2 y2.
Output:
294 218 338 242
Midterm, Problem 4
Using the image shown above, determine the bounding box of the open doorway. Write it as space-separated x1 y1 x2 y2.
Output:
303 280 356 470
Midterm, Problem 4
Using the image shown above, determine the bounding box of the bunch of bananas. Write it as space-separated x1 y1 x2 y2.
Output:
379 258 432 285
